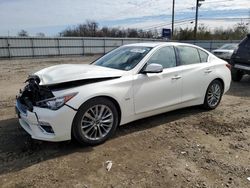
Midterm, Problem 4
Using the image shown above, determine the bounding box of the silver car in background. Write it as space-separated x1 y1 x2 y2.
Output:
212 43 238 61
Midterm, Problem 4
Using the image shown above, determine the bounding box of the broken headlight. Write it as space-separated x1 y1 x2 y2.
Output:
36 92 78 110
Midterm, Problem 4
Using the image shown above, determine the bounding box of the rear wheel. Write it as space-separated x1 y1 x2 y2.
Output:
231 68 243 82
203 80 223 110
72 97 119 145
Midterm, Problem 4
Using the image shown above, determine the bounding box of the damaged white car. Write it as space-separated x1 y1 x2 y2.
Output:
16 42 231 145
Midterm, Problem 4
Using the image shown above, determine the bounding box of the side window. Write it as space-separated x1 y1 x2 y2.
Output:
177 46 201 65
198 49 209 62
245 38 250 48
147 46 176 68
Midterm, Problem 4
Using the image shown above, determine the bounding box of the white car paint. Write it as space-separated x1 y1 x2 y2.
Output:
16 42 231 142
36 64 126 85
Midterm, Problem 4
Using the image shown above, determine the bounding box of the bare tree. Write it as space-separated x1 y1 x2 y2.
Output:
59 20 249 40
17 30 29 37
36 32 46 37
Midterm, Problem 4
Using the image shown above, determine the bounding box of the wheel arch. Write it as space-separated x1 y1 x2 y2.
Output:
213 78 225 93
97 95 122 125
202 77 225 110
70 95 122 141
74 95 122 125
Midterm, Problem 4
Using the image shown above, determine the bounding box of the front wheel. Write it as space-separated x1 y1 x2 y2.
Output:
72 97 119 145
203 80 223 110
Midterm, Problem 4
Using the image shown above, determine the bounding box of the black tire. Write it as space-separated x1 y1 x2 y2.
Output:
72 97 119 145
231 68 243 82
203 80 223 110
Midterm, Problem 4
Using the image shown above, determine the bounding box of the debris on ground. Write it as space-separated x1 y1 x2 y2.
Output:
105 160 113 172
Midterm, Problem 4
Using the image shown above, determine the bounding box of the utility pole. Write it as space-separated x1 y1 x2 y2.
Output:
194 0 205 39
172 0 175 38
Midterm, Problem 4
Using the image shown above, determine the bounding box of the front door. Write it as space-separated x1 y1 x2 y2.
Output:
133 46 182 114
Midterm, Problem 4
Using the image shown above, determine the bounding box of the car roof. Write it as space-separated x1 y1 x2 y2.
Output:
124 42 199 48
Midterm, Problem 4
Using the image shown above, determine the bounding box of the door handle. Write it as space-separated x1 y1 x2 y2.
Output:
204 69 212 73
171 75 182 80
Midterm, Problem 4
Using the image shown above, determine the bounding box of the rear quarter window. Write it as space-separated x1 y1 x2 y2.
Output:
198 49 209 62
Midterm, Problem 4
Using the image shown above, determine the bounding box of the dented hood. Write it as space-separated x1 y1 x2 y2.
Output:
35 64 125 85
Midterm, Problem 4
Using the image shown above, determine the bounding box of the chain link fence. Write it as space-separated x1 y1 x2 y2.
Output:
0 37 240 58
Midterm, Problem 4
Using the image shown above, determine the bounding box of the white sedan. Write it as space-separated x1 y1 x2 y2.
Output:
16 42 231 145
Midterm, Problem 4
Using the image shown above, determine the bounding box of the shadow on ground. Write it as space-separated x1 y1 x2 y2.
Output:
0 106 205 176
227 75 250 97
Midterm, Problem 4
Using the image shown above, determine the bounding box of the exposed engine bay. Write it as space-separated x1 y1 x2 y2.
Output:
17 75 54 111
17 75 120 112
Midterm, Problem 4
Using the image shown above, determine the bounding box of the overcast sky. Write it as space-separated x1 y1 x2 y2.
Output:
0 0 249 36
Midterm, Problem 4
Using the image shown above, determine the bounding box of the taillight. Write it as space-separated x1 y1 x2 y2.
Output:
226 64 232 70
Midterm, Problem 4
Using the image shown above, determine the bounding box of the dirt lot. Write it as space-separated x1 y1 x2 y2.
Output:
0 57 249 188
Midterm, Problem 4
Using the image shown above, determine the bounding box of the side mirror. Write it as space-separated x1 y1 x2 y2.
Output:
142 63 163 74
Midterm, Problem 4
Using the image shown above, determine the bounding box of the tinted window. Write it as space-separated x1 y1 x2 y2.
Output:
93 46 152 71
147 46 176 68
239 37 250 49
177 46 200 65
219 44 238 50
198 49 209 62
244 38 250 48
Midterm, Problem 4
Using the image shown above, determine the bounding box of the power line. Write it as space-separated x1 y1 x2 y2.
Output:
140 16 248 32
202 0 234 4
143 18 194 30
142 18 195 31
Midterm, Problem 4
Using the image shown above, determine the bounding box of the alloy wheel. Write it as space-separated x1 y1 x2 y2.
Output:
207 83 221 107
80 105 114 141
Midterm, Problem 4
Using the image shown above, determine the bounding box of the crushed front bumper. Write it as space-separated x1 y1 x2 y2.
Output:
16 99 77 142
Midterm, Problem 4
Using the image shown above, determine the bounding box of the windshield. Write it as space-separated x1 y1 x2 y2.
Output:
219 43 238 50
93 46 152 71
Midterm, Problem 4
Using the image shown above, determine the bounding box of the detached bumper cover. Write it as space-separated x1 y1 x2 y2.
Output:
16 100 77 142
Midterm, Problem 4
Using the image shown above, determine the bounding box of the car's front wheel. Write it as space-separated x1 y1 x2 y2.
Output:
203 80 223 110
72 97 119 145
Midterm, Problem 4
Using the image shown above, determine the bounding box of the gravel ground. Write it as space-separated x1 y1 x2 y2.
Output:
0 57 249 188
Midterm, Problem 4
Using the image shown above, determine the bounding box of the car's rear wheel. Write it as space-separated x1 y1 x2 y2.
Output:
203 80 223 110
72 97 119 145
231 68 243 82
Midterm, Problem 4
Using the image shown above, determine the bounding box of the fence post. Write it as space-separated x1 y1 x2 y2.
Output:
82 38 85 56
210 41 212 52
103 38 106 54
6 37 11 58
57 38 60 56
31 38 35 57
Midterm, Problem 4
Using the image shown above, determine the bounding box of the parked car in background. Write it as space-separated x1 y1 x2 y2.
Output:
230 34 250 81
16 42 231 145
212 43 238 61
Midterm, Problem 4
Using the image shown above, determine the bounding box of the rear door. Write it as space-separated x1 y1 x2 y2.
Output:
175 45 213 104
